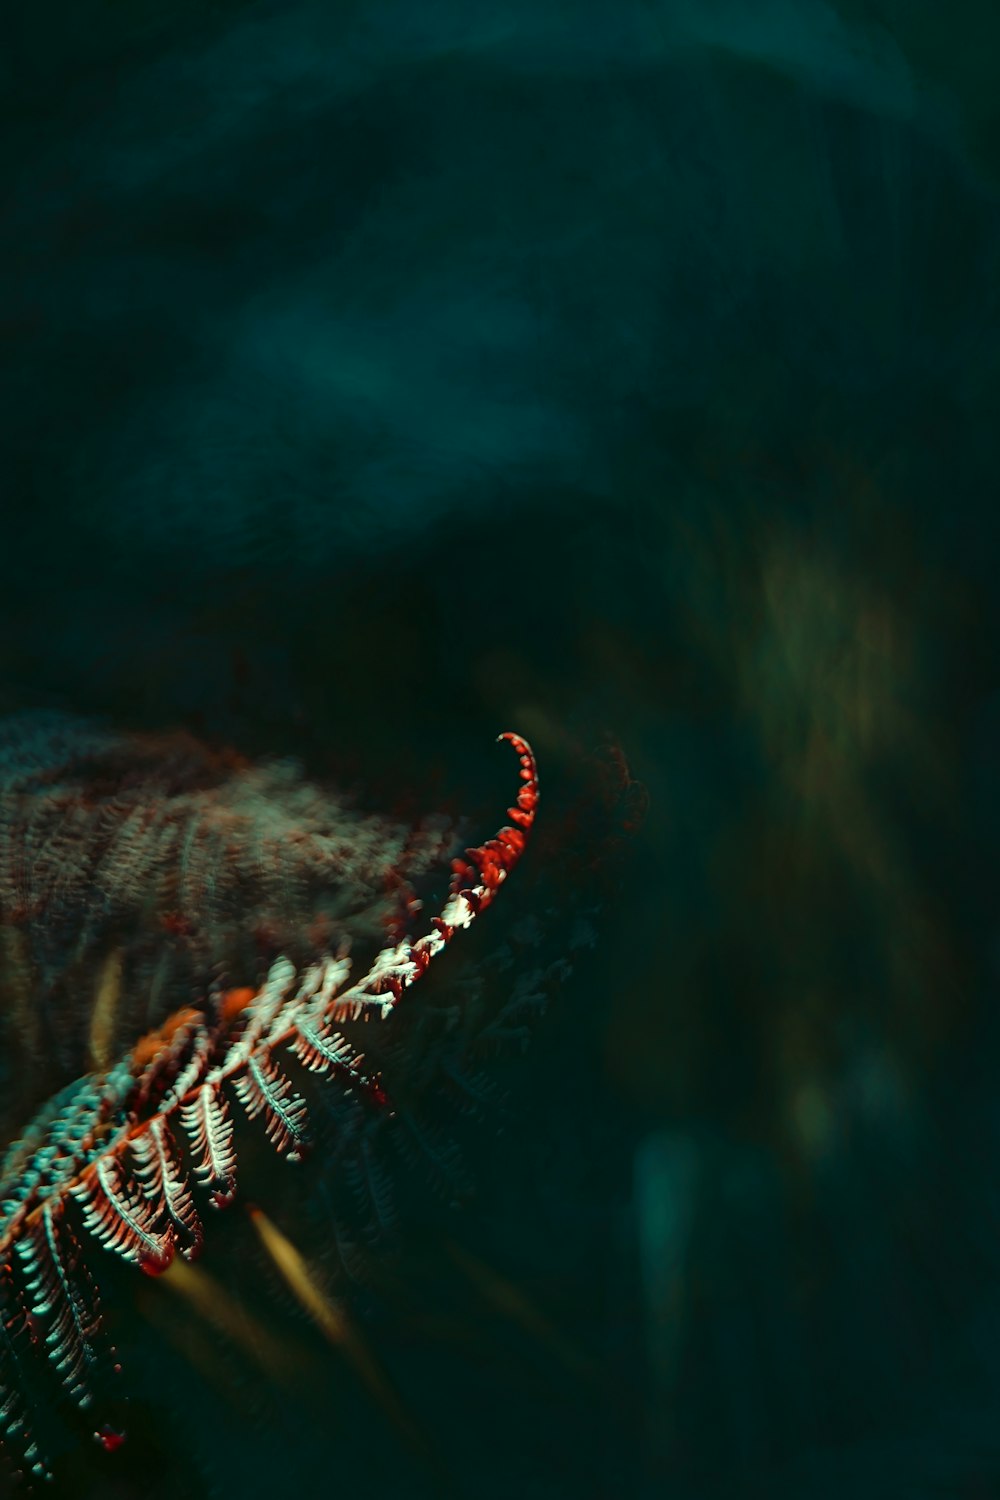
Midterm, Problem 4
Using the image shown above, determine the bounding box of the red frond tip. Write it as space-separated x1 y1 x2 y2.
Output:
447 733 538 902
497 730 539 831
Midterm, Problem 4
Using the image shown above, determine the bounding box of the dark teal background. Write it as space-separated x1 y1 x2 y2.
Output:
1 2 999 1496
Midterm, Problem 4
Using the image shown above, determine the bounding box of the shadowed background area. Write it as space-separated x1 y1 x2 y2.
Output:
1 1 998 1496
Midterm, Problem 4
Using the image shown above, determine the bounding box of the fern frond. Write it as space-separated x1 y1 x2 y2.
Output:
179 1084 237 1210
0 730 539 1481
232 1052 309 1161
160 1025 216 1111
15 1200 99 1410
131 1114 203 1258
291 1017 384 1101
70 1156 173 1272
322 731 539 1027
0 1263 50 1482
223 955 298 1070
0 1064 137 1239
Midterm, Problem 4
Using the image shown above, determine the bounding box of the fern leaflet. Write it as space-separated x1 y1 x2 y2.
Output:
131 1114 203 1257
70 1156 173 1272
232 1052 309 1160
15 1200 99 1411
179 1085 238 1211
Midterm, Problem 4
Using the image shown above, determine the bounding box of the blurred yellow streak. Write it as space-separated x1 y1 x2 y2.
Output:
89 947 124 1070
246 1205 428 1457
160 1254 296 1376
